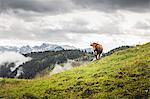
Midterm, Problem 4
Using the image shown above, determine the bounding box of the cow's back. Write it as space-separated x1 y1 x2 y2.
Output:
96 44 103 53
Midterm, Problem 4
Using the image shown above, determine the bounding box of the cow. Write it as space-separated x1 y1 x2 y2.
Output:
90 42 103 60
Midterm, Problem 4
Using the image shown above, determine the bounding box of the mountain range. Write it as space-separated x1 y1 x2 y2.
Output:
0 43 79 54
0 43 93 54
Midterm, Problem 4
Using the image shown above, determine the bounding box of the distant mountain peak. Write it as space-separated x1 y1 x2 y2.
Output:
40 43 50 47
61 45 76 50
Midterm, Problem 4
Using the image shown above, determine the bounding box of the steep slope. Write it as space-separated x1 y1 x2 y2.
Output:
0 42 150 99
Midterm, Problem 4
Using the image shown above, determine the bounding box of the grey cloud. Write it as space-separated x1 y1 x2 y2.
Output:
134 20 150 30
0 0 150 42
99 23 121 34
0 0 150 16
60 18 97 33
0 30 71 42
35 18 97 34
72 0 150 12
0 0 74 14
0 17 97 42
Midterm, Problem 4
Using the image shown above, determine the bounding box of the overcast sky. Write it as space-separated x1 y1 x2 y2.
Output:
0 0 150 51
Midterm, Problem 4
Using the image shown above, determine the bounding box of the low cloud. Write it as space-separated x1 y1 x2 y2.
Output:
50 60 74 76
0 52 31 68
0 52 31 77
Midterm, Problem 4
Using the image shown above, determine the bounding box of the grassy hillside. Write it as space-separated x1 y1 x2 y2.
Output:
0 42 150 99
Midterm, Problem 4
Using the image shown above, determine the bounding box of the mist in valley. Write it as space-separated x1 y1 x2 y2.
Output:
0 52 32 78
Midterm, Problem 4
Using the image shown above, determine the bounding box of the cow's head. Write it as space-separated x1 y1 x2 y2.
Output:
90 42 98 50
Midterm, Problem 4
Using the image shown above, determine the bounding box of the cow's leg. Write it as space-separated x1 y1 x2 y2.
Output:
96 53 99 60
98 50 102 59
97 54 99 59
94 51 98 60
98 54 101 59
95 53 98 60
